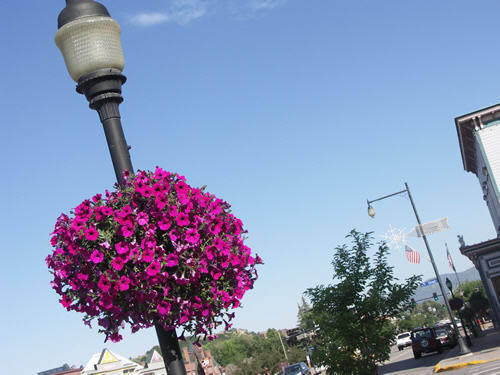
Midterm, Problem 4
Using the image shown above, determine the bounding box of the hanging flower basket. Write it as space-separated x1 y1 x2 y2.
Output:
46 167 261 343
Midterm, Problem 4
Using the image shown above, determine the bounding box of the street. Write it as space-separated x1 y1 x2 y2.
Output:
379 345 448 375
448 361 500 375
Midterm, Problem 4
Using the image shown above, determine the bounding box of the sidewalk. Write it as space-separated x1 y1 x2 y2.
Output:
434 324 500 372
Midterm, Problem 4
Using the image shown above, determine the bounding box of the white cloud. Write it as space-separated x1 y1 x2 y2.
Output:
130 12 170 26
169 0 209 25
248 0 287 10
130 0 287 27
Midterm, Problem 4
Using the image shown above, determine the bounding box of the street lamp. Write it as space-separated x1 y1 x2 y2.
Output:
55 2 187 375
446 277 472 346
55 0 132 183
366 182 471 354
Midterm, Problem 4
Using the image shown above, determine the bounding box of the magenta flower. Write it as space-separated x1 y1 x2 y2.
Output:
213 237 225 250
111 257 124 271
141 248 155 262
168 205 178 217
175 213 190 226
137 212 149 226
115 241 129 255
121 224 134 238
98 275 111 292
60 295 72 308
84 226 99 241
186 228 200 244
99 294 113 309
118 276 130 291
165 253 179 267
77 272 89 281
146 261 161 276
157 301 171 316
47 167 261 344
90 250 104 264
158 216 171 231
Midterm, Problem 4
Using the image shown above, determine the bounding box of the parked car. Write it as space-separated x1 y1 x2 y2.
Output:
411 327 443 359
284 362 311 375
434 323 458 343
434 327 457 348
396 332 412 351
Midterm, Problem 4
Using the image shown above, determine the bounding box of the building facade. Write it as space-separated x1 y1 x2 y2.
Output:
456 104 500 234
78 346 221 375
81 349 143 375
455 104 500 326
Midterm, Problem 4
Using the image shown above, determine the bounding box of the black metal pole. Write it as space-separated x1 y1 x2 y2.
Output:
404 183 471 355
57 2 188 373
76 68 133 183
155 325 188 375
449 288 473 347
77 70 187 375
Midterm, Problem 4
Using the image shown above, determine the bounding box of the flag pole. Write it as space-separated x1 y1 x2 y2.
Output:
446 243 461 286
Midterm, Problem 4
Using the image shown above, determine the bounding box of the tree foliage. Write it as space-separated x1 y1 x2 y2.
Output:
205 329 307 375
396 300 448 332
305 230 421 375
297 296 315 331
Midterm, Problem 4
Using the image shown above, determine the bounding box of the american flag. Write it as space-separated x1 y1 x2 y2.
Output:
446 244 456 272
405 245 420 264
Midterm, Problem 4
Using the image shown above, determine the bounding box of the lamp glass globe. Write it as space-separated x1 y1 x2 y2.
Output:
55 16 124 81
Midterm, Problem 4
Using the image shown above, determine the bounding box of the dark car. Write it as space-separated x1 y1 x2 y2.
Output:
284 362 311 375
434 327 457 348
411 327 443 359
434 324 458 348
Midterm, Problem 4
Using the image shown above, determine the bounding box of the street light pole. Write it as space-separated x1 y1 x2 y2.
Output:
367 182 471 354
446 277 472 347
55 1 187 374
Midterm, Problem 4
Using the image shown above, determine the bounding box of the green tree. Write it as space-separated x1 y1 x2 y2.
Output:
396 300 448 332
297 296 315 331
455 280 484 300
305 230 421 375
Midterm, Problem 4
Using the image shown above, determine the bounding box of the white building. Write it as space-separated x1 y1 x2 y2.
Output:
456 104 500 234
455 104 500 327
81 349 143 375
138 350 166 375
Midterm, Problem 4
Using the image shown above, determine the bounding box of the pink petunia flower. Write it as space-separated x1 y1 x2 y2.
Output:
111 257 125 271
60 295 72 308
146 261 161 276
158 216 171 231
175 213 190 226
168 205 178 217
185 228 200 244
84 226 99 241
121 224 134 238
157 301 171 316
90 250 104 264
115 241 129 255
141 248 155 263
175 181 189 196
118 276 130 291
165 253 179 267
98 275 111 292
137 212 149 226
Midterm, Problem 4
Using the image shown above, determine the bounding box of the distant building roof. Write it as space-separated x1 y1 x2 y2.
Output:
38 364 82 375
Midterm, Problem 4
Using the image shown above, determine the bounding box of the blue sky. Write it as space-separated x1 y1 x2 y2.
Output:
2 0 500 373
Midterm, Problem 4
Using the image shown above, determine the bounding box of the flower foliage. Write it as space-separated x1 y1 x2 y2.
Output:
46 168 261 343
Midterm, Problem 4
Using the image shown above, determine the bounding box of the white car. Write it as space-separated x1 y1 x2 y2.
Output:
396 332 412 351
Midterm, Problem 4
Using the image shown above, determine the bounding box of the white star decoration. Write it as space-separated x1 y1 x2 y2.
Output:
381 225 407 250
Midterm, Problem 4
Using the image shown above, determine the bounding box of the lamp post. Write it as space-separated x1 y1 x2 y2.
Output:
446 277 472 347
367 182 471 354
55 1 187 374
